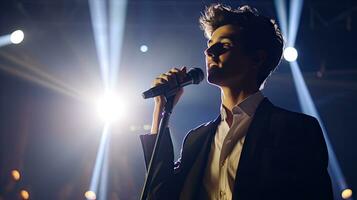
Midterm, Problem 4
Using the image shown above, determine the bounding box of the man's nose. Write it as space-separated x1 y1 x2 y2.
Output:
205 43 225 58
204 46 217 58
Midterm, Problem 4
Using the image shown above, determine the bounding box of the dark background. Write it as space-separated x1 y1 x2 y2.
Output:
0 0 356 199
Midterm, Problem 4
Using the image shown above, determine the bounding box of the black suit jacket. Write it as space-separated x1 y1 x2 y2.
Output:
140 98 333 200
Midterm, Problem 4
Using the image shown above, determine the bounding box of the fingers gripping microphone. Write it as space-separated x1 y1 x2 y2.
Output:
142 68 204 99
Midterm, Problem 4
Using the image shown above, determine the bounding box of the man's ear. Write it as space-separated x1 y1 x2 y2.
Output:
251 50 267 70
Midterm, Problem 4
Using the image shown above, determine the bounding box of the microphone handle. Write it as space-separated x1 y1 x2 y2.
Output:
142 76 193 99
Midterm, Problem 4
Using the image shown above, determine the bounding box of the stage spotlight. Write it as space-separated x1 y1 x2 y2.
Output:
85 190 97 200
140 45 148 53
11 169 21 181
10 30 24 44
283 47 298 62
20 190 29 200
342 188 353 199
96 92 126 123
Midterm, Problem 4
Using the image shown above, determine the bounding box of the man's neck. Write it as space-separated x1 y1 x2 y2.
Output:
221 86 258 111
220 86 258 127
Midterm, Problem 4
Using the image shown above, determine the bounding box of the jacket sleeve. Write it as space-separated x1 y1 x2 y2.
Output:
140 133 158 170
139 128 181 200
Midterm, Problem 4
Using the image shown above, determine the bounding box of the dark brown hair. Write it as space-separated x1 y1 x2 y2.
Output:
199 4 284 87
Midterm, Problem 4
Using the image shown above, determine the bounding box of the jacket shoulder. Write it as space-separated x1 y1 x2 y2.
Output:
179 116 219 154
183 116 220 143
268 104 323 145
270 104 319 128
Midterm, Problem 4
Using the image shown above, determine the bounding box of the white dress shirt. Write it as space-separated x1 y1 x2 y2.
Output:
203 91 264 200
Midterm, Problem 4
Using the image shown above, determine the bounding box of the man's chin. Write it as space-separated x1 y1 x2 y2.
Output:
207 73 242 88
207 74 224 86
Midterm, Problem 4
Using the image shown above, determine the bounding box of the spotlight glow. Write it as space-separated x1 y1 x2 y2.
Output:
140 45 148 53
11 169 21 181
20 190 29 200
283 47 298 62
85 190 97 200
10 30 24 44
96 92 126 123
342 189 353 199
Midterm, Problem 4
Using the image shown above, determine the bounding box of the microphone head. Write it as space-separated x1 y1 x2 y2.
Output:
187 68 204 84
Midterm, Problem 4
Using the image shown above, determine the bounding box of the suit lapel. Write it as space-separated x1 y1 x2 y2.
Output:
232 98 274 200
178 98 275 200
179 116 221 200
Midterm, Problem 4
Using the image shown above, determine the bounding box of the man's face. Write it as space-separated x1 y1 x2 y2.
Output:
205 24 258 89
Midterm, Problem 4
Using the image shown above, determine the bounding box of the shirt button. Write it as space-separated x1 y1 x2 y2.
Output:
220 190 225 197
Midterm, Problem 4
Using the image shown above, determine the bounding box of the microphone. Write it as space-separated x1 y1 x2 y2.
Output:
142 67 204 99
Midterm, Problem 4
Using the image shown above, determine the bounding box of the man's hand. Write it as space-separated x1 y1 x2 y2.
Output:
151 67 187 134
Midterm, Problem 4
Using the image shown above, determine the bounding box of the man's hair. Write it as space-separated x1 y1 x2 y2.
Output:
199 4 284 87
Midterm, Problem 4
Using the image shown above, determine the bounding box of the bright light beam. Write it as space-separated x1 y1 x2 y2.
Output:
88 0 112 198
109 0 128 90
89 0 110 89
88 0 128 199
288 0 304 47
0 35 11 47
0 51 83 100
290 61 349 190
274 0 288 40
90 91 126 199
99 131 111 200
0 63 83 102
89 124 111 196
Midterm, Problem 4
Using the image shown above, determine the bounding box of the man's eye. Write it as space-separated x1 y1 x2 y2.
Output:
222 43 232 48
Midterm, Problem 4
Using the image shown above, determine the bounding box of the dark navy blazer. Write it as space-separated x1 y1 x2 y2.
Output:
140 98 333 200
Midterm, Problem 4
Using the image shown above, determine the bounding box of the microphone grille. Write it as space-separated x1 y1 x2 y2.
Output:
188 68 204 84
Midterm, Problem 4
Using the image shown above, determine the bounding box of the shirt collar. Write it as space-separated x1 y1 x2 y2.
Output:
220 91 264 121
